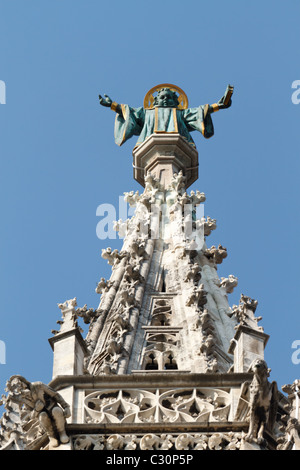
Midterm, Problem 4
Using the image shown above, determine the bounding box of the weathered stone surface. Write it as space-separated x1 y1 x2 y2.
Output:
0 130 291 451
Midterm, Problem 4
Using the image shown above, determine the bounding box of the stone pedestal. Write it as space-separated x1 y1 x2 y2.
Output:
49 328 88 378
228 324 269 372
132 133 198 188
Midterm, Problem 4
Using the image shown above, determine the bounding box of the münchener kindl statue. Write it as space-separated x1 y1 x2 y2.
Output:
99 83 233 148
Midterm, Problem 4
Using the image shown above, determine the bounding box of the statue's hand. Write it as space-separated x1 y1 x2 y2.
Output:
99 94 113 107
217 95 232 109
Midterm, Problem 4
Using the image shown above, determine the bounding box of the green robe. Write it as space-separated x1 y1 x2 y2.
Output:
114 104 215 148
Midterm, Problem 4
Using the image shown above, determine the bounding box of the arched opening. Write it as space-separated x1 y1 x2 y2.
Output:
164 353 178 370
145 353 159 370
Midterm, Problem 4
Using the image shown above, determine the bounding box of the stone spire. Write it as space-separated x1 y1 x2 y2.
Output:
1 84 295 451
86 133 238 377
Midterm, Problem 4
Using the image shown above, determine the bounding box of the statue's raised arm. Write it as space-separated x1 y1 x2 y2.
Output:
99 94 122 115
214 84 234 111
98 83 233 148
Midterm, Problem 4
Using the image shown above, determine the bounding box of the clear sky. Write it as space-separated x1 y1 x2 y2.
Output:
0 0 299 395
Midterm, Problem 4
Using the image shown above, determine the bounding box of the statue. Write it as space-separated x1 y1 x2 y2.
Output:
5 375 71 448
241 360 278 445
99 83 233 148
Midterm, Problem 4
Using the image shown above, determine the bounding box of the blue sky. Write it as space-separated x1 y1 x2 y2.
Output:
0 0 299 394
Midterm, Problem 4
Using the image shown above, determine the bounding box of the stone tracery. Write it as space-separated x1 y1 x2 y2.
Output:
84 387 231 424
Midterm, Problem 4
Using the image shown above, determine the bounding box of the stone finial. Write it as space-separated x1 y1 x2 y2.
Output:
53 297 80 334
228 294 262 331
58 297 77 311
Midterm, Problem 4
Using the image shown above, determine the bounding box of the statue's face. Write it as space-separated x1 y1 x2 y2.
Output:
154 89 177 107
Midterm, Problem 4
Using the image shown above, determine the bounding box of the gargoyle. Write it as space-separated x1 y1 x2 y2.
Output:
5 375 71 448
242 359 278 445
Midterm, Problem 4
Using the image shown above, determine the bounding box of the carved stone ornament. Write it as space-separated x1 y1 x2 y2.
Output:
220 274 238 294
84 387 231 424
278 380 300 450
101 247 128 266
203 244 227 265
0 376 71 449
196 216 216 237
186 284 207 309
184 262 202 284
168 171 186 194
95 277 113 295
228 294 263 331
51 297 82 335
72 431 243 450
239 359 278 445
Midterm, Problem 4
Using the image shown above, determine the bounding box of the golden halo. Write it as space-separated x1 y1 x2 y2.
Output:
143 83 188 109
